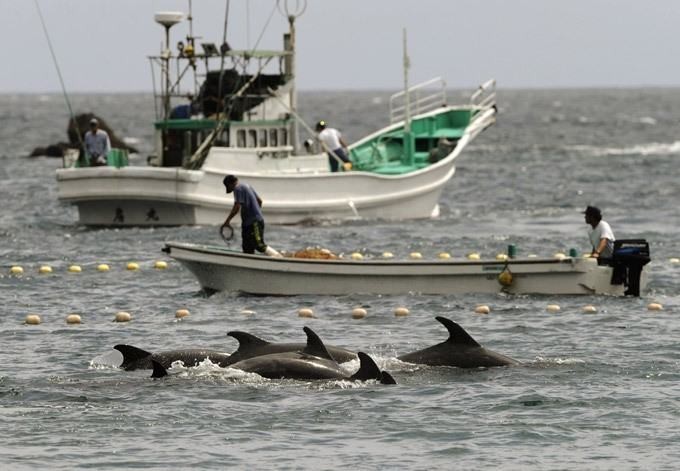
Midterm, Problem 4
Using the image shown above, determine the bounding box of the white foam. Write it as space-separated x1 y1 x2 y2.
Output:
569 141 680 157
89 350 124 369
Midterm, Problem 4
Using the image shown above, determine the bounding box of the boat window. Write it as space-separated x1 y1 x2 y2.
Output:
280 129 288 146
248 130 257 148
269 129 278 147
236 130 246 147
220 129 230 147
258 129 267 147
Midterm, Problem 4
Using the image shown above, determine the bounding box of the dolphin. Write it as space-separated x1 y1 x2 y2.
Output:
226 330 358 364
114 345 232 371
397 316 519 368
152 327 396 384
116 330 357 372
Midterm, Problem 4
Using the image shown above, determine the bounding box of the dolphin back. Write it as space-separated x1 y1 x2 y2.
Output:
114 344 153 370
397 317 519 368
228 329 358 364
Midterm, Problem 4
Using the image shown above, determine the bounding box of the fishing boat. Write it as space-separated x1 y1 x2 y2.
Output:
55 2 497 226
162 240 651 296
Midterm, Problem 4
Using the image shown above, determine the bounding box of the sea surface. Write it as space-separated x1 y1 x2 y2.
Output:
1 89 679 470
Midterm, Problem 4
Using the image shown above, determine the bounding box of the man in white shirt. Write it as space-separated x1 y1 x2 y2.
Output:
84 118 111 166
315 120 351 172
584 205 615 259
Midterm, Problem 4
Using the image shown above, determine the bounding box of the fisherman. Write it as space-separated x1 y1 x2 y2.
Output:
84 118 111 166
584 205 615 260
316 120 352 172
222 175 282 257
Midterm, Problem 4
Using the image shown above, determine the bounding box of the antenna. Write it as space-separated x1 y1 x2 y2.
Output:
154 11 184 120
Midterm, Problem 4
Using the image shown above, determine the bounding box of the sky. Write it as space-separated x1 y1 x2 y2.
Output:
2 0 679 93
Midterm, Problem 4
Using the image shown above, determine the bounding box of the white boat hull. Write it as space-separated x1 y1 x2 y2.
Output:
164 242 647 296
56 105 494 226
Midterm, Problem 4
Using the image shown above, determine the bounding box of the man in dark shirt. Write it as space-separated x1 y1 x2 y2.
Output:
222 175 281 257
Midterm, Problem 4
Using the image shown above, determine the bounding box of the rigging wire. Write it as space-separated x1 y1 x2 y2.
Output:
221 1 278 123
249 2 279 54
33 0 83 149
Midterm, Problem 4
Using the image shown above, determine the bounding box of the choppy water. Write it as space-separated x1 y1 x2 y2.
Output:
1 89 679 470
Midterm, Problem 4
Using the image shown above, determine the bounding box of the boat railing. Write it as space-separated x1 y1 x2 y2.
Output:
389 77 447 124
469 79 496 113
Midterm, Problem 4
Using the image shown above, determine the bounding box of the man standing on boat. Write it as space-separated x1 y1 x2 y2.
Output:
84 118 111 166
316 120 352 172
222 175 282 257
584 205 615 259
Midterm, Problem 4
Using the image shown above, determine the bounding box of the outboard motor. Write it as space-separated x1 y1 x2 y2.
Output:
609 239 651 296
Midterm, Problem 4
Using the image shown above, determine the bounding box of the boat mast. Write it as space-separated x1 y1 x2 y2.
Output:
280 0 306 154
402 28 414 166
287 14 298 153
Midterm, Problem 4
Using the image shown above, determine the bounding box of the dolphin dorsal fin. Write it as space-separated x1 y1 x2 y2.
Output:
380 371 397 385
350 352 382 381
436 317 481 347
114 344 152 369
302 327 335 361
150 359 168 379
228 331 271 354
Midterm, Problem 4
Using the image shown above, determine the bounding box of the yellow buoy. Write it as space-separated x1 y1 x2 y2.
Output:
438 252 451 259
647 302 663 311
298 308 315 318
582 305 597 314
115 311 132 322
527 254 538 258
554 253 566 260
97 264 110 272
394 307 410 317
126 262 140 271
669 258 680 264
409 252 423 260
381 251 394 259
68 265 82 273
175 308 190 319
350 252 363 260
38 265 53 274
498 268 513 287
474 305 490 315
154 260 168 270
25 314 41 325
10 266 24 275
467 252 481 260
496 253 509 261
351 307 367 319
240 309 256 316
66 314 82 324
546 304 561 313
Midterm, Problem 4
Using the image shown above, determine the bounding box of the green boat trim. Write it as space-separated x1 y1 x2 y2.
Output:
349 108 473 175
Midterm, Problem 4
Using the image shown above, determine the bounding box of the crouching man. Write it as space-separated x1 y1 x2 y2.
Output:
222 174 282 257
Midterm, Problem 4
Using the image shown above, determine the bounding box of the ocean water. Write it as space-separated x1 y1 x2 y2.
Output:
1 89 679 470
